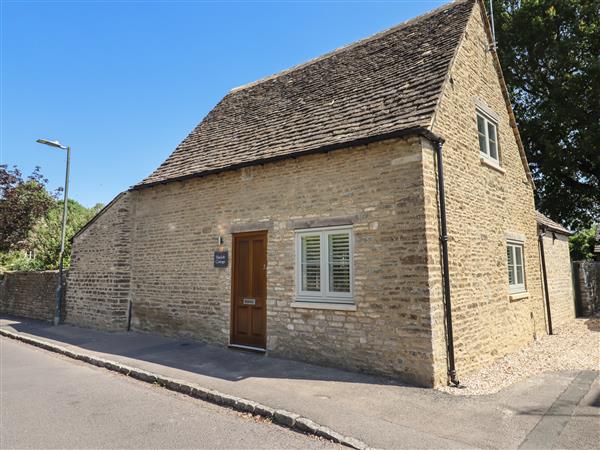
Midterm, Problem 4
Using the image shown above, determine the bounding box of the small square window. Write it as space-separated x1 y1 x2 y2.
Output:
295 226 354 304
507 241 525 294
477 110 500 164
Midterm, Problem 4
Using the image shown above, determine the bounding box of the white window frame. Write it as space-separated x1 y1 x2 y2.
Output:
506 240 526 294
294 225 354 304
477 109 500 164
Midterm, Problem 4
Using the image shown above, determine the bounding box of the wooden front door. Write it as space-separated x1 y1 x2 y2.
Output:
231 231 267 349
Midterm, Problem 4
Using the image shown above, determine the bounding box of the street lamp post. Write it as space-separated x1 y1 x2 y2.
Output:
36 139 70 326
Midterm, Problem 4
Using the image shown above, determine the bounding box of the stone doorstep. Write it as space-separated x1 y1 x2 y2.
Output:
0 329 369 450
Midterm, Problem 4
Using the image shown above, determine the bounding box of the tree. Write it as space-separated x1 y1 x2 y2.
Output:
493 0 600 230
569 225 597 261
30 199 103 270
0 165 57 252
0 164 103 272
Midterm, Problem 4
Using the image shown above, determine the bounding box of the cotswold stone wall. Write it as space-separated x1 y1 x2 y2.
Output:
0 270 60 322
541 233 575 329
65 192 133 331
67 137 439 385
429 1 545 384
128 137 437 386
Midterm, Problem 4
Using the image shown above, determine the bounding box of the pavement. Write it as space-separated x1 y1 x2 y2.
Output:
1 338 337 449
2 315 599 449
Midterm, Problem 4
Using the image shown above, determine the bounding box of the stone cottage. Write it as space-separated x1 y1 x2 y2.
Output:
65 0 574 387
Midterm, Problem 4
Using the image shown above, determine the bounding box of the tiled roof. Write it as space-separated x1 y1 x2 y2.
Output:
536 211 573 236
137 0 475 187
595 225 600 254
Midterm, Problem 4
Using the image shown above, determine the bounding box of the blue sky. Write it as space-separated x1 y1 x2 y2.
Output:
2 0 446 207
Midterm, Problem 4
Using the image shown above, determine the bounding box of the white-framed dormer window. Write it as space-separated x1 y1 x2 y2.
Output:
506 241 525 294
295 226 353 304
477 110 499 164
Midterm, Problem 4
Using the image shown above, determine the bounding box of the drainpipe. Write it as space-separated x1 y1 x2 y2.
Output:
127 299 133 332
432 138 459 387
538 226 553 335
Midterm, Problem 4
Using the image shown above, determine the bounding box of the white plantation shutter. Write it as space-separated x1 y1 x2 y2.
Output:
328 233 350 293
295 226 353 303
301 235 321 292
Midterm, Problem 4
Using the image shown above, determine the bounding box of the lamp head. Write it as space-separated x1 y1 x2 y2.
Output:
36 139 67 149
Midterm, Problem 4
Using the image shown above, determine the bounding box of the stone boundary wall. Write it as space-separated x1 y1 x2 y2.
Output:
573 261 600 316
542 233 576 329
0 270 61 322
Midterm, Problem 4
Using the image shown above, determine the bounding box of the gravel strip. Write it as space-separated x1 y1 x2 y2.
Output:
438 317 600 396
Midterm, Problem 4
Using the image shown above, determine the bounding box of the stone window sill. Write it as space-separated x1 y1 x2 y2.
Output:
508 292 530 302
480 157 506 174
291 301 357 311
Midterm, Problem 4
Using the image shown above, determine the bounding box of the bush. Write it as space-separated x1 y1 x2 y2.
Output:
0 251 44 273
569 225 597 261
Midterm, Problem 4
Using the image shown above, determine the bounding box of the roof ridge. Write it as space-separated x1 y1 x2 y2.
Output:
230 0 472 93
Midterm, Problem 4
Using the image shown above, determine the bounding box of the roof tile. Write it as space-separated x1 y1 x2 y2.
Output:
536 211 573 236
137 0 475 187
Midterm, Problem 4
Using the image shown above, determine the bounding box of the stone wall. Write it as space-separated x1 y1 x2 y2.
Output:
428 1 545 384
541 233 575 329
65 192 133 331
128 137 437 386
0 270 60 322
67 136 441 385
573 261 600 316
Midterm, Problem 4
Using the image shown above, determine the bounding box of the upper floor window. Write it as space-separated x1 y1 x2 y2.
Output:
507 241 525 294
477 110 499 163
295 226 353 304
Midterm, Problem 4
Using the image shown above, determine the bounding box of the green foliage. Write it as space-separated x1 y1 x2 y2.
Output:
569 225 597 261
0 165 56 252
0 165 103 273
493 0 600 229
30 200 103 270
0 251 44 272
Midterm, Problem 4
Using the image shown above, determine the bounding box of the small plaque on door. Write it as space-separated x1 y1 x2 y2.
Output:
243 298 256 305
214 251 228 268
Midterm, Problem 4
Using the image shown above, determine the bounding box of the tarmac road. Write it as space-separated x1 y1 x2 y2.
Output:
0 338 338 449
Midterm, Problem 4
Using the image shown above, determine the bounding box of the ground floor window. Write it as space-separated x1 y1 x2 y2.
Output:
507 241 525 293
295 226 353 303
